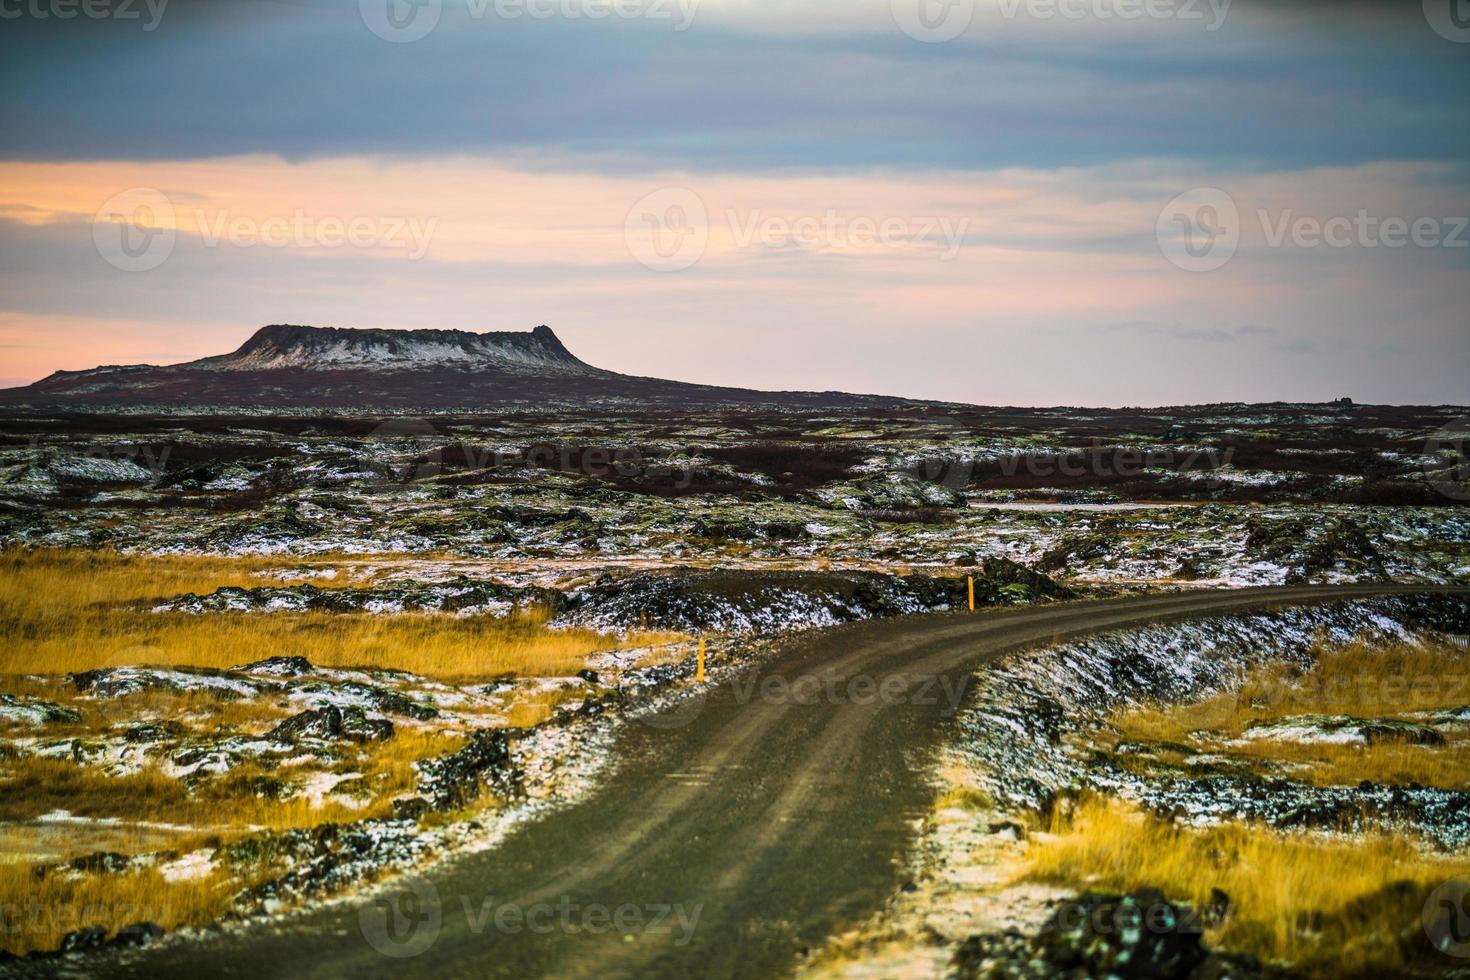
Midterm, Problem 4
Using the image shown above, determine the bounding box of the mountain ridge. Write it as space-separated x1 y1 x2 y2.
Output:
190 324 596 374
0 324 938 413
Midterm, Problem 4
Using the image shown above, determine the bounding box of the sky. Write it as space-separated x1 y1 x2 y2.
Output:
0 0 1467 406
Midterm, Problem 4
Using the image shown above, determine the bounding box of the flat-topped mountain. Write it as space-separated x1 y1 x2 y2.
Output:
194 324 594 374
0 324 930 413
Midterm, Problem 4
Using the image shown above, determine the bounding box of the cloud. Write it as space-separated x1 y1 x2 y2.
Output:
0 152 1464 405
1 0 1466 171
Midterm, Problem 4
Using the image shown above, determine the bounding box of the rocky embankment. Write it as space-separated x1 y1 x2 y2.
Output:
155 561 1073 635
957 594 1470 846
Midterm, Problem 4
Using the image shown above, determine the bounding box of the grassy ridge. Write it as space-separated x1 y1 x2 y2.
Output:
0 548 681 954
1024 639 1470 974
0 548 680 679
1026 797 1470 975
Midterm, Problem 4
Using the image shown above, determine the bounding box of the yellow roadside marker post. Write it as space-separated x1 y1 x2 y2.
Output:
967 576 975 612
697 637 706 682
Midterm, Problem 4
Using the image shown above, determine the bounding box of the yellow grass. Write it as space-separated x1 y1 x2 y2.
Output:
1116 640 1470 741
1224 736 1470 791
0 861 237 956
1110 639 1470 791
1024 796 1470 975
0 548 690 954
0 548 681 679
0 754 387 829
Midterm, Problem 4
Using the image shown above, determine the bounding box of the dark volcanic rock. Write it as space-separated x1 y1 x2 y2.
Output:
1034 889 1207 978
235 655 315 676
415 729 524 810
952 889 1265 980
293 681 437 721
266 705 395 743
58 927 108 954
558 565 1070 635
160 576 561 616
107 922 164 949
67 851 131 875
122 720 185 743
0 694 80 725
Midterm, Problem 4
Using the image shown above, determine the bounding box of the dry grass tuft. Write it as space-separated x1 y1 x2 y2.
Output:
1116 640 1470 741
1110 639 1470 790
1024 795 1470 975
0 861 237 956
0 548 688 954
0 755 383 829
0 548 681 679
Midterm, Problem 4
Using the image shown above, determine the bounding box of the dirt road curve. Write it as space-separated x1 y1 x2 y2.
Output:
70 584 1469 980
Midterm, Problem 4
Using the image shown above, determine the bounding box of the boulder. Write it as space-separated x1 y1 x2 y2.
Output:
234 655 315 676
107 922 164 949
266 706 395 743
415 729 524 811
58 927 108 954
1030 888 1211 978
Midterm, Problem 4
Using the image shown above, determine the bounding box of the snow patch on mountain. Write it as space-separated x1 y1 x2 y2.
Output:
194 324 599 374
